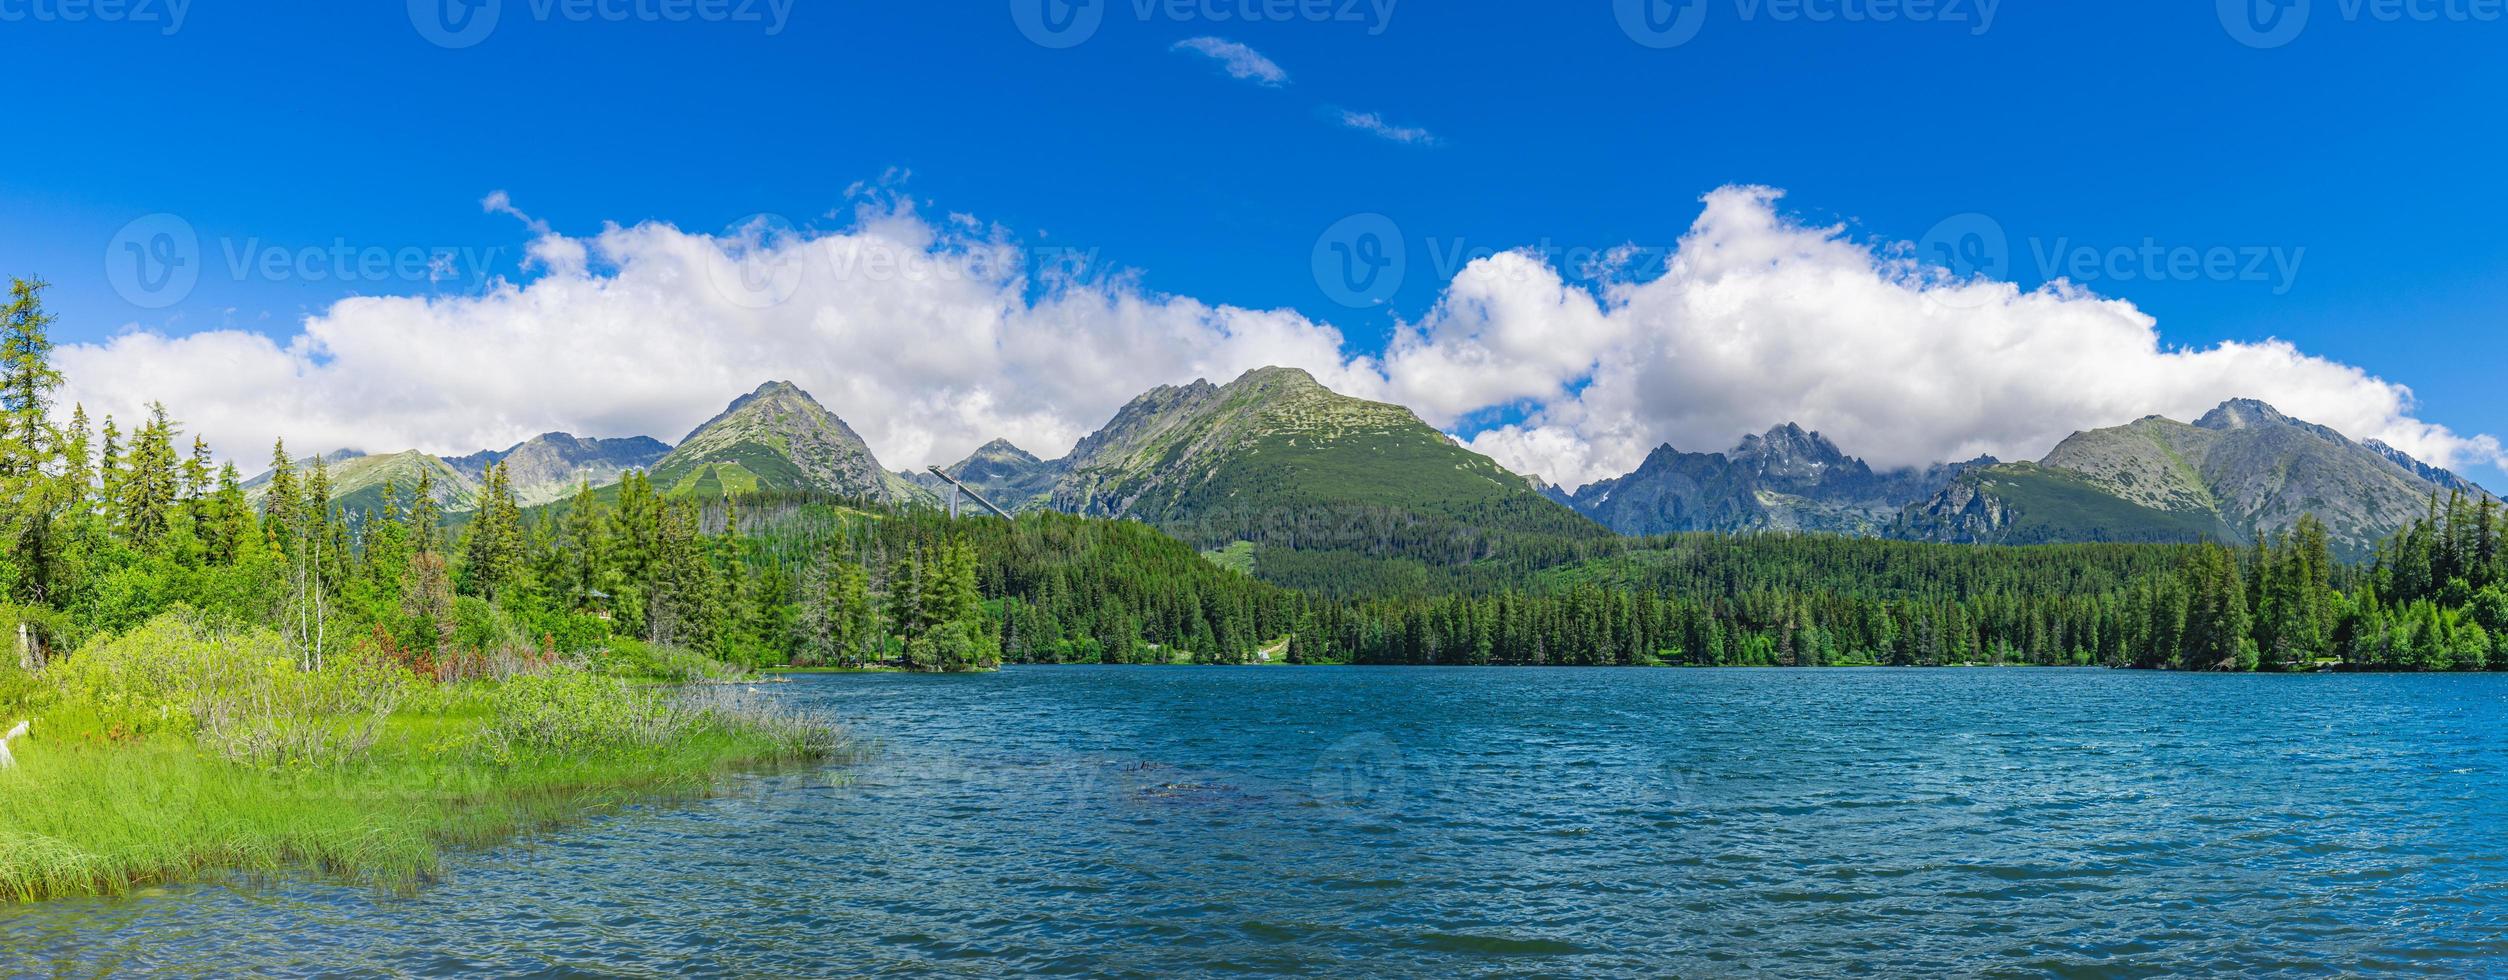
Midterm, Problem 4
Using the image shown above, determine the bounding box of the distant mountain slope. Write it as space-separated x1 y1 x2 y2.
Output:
927 438 1062 511
446 432 670 507
2367 439 2490 498
649 381 933 504
246 449 478 516
1896 399 2482 556
1567 423 1988 536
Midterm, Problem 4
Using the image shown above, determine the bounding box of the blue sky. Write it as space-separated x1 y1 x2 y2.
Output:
4 0 2504 487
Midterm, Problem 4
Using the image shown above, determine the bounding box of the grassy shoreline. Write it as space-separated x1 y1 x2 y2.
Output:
0 613 847 904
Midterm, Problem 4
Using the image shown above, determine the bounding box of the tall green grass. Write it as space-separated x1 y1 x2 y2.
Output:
0 610 846 902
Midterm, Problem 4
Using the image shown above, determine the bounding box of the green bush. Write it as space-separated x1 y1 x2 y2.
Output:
28 610 406 767
486 669 679 757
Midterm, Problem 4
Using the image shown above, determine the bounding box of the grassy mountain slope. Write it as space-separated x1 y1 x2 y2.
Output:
649 381 934 505
1897 399 2480 556
246 450 479 516
1042 366 1607 591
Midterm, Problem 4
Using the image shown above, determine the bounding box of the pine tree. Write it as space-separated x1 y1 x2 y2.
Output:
0 278 62 483
461 461 526 603
262 438 299 554
407 467 443 554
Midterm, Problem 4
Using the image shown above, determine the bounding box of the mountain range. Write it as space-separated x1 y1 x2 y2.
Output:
255 369 2490 565
1893 399 2474 557
1564 423 1994 537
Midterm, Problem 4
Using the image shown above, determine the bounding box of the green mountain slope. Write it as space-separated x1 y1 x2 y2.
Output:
1897 399 2481 556
246 450 478 516
649 381 934 504
1040 366 1605 588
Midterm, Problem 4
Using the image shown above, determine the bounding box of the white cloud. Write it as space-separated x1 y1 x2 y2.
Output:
59 184 2503 497
1427 186 2506 489
1171 37 1289 87
1334 109 1439 146
60 192 1376 471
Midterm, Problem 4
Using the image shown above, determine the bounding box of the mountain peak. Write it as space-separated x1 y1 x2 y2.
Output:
1741 421 1841 457
2197 398 2292 431
1639 442 1699 467
1228 365 1324 391
973 437 1037 460
652 381 931 504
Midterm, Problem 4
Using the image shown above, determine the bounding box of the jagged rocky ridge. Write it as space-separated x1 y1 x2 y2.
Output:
1566 423 1992 537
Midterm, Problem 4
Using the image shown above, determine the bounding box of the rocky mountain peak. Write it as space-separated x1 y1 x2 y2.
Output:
970 437 1039 462
2197 398 2293 431
1732 421 1868 490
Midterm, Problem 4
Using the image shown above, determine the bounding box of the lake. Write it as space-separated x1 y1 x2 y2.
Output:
8 666 2508 975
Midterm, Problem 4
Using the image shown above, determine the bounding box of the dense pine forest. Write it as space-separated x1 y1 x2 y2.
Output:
4 276 2504 676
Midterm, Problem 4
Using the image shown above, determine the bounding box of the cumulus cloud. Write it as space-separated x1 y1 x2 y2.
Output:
1171 37 1289 87
1430 186 2505 489
58 184 2502 496
1334 109 1439 146
60 190 1378 470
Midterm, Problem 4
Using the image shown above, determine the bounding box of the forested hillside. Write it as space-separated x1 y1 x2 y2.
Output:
4 271 2502 676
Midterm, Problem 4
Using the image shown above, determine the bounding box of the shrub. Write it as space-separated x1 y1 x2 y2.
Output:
35 610 407 767
486 669 681 757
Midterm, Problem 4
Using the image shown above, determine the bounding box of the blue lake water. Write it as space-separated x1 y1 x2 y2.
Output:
9 666 2508 976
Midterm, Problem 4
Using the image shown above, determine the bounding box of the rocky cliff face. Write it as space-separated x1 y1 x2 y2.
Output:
1567 423 1988 536
447 432 670 506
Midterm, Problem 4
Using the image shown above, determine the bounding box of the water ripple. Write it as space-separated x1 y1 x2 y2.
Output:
10 667 2508 975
